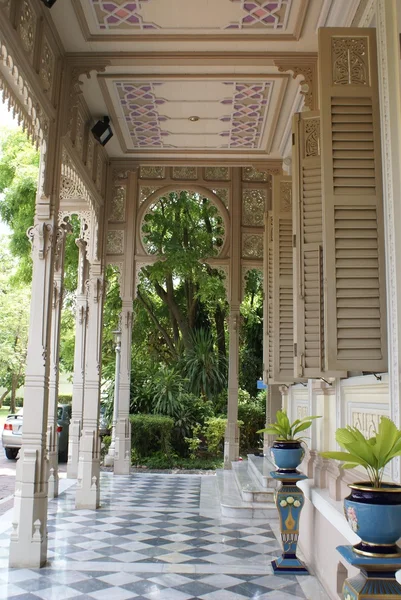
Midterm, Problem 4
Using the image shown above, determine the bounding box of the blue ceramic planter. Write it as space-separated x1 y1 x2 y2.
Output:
344 483 401 557
270 440 305 473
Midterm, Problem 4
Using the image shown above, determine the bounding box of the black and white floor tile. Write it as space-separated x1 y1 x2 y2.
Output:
0 474 328 600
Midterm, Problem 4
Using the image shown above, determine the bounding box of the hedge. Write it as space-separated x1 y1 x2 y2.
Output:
130 414 174 458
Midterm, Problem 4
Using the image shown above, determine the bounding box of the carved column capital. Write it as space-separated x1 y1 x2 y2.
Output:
27 222 53 260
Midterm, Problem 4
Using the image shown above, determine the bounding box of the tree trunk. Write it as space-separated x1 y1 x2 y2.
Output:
0 389 9 409
10 373 18 413
215 304 227 361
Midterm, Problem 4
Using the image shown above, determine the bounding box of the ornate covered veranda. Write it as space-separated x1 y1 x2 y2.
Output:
0 0 400 598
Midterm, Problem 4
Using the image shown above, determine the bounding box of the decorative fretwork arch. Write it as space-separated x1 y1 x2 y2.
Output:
137 184 231 260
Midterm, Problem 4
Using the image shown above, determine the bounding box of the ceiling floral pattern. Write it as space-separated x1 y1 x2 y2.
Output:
89 0 292 32
114 79 272 150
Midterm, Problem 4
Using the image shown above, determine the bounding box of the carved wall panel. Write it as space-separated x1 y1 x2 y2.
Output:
109 186 126 223
18 0 37 58
140 166 165 179
242 189 266 226
204 167 230 181
242 233 263 259
86 137 94 176
213 188 229 209
172 166 197 180
242 166 269 182
140 186 162 204
96 154 103 191
106 230 124 255
39 39 54 96
74 111 85 160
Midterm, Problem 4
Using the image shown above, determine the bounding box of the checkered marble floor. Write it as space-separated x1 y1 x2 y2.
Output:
0 473 328 599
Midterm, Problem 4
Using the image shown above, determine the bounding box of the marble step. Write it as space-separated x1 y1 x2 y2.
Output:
216 469 277 519
247 454 277 489
232 460 276 503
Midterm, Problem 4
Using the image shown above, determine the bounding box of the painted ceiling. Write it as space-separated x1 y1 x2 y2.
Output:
111 79 272 150
75 0 306 38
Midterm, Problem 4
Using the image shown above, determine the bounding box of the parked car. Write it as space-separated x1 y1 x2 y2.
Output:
2 404 71 462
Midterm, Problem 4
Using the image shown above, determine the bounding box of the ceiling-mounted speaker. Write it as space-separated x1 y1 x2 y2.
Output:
40 0 58 7
91 116 113 147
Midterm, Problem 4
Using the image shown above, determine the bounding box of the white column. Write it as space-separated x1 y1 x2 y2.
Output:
47 225 68 498
224 168 241 468
104 328 122 466
75 261 104 509
375 0 401 483
263 384 282 456
224 309 240 468
67 238 88 479
114 302 133 474
9 218 55 568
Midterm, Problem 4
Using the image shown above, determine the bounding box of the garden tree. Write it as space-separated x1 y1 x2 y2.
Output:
239 269 264 396
0 236 30 411
138 190 228 398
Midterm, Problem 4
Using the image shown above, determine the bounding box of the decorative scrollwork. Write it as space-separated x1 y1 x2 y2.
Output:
304 118 320 158
332 37 368 86
280 182 292 211
27 223 53 260
140 186 161 205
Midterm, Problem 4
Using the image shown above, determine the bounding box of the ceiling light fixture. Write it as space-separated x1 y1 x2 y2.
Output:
39 0 58 7
188 116 200 122
91 116 113 147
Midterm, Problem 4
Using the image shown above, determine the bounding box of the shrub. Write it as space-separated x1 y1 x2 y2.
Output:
132 450 223 470
130 414 174 458
238 397 265 452
203 417 227 455
58 395 72 404
101 434 112 461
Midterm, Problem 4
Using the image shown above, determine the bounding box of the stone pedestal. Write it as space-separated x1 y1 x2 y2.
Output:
270 470 309 575
337 545 401 599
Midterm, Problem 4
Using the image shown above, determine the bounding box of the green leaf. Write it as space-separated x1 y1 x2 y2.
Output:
292 421 313 436
320 451 366 465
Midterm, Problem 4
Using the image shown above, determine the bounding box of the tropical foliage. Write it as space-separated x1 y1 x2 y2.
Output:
259 410 321 442
321 417 401 488
0 127 267 464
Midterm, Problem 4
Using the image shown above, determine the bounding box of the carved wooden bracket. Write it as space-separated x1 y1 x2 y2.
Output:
274 57 318 111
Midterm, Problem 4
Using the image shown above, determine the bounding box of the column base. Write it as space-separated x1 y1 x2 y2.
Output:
103 444 115 467
114 418 131 475
272 556 309 575
224 421 239 469
338 545 401 599
75 429 101 509
67 419 81 479
47 450 59 499
9 449 48 568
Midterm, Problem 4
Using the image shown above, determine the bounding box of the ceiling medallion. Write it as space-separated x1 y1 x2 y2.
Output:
188 116 200 122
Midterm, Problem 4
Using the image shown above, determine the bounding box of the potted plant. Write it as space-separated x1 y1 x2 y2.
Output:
321 416 401 557
259 410 321 473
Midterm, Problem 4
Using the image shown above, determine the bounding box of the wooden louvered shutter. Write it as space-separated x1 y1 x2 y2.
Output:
319 28 387 372
263 212 274 383
292 111 346 378
272 175 294 382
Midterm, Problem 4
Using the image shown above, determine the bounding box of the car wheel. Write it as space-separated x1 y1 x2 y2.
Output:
5 448 18 460
58 449 68 463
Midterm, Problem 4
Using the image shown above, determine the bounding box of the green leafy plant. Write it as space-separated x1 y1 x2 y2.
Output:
258 410 321 442
321 416 401 488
